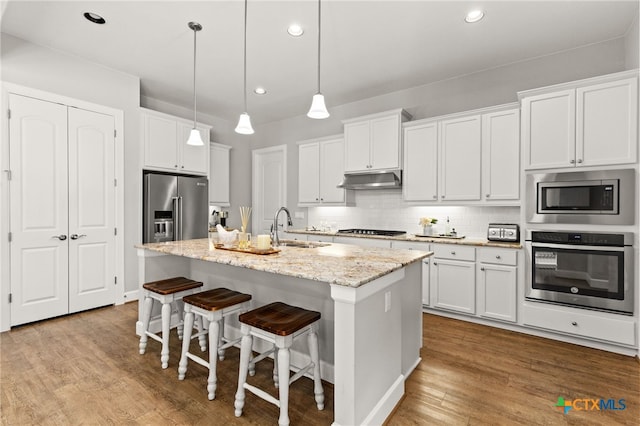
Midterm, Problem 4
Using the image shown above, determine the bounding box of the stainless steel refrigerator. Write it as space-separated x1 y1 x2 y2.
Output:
143 172 209 243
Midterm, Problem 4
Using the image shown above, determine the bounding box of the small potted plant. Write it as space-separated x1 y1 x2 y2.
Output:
419 217 438 236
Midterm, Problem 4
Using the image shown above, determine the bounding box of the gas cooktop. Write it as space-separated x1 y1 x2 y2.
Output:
337 228 406 236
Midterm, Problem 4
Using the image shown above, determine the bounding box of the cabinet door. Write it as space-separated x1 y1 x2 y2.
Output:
439 115 481 201
178 123 209 175
477 263 516 322
403 123 438 201
577 77 638 167
144 113 178 171
430 258 475 314
482 109 520 201
523 90 576 170
344 121 371 172
209 144 231 206
370 115 400 169
298 142 320 204
319 138 345 203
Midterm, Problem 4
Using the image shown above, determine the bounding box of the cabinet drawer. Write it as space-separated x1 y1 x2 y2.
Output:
432 244 475 261
478 248 517 266
523 303 636 346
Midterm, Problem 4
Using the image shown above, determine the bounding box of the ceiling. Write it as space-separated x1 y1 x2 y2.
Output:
2 1 638 125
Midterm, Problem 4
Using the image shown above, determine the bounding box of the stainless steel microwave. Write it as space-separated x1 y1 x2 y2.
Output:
526 169 635 225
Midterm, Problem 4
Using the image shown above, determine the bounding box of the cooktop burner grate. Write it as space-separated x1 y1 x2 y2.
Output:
337 228 406 236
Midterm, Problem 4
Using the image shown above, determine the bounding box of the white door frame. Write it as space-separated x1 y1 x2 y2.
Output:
0 82 126 331
252 145 287 235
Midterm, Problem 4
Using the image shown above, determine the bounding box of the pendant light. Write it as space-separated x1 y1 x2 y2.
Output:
235 0 255 134
187 21 204 146
307 0 329 119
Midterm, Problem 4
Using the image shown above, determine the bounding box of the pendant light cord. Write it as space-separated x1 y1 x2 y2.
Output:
243 0 248 113
192 24 198 129
316 0 321 94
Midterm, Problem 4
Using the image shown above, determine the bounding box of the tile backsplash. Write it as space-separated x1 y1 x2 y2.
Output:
307 189 520 238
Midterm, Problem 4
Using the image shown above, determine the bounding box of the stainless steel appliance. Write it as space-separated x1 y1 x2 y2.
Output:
526 169 635 225
337 228 406 236
525 230 634 315
143 172 209 243
487 223 520 242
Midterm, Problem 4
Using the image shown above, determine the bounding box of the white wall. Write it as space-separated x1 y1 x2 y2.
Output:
1 34 141 295
625 14 639 69
252 37 630 229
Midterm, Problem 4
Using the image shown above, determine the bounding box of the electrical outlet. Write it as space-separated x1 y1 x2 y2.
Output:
384 291 391 312
295 211 305 219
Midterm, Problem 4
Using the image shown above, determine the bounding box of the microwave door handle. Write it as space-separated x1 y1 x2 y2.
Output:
531 242 624 252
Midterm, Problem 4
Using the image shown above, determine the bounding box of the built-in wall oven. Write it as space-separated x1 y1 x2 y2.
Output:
525 230 634 315
526 169 635 225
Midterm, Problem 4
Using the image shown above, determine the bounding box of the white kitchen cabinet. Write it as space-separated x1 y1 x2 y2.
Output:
298 136 351 206
440 115 481 201
521 71 638 170
482 108 520 201
142 108 210 175
429 245 476 314
209 142 231 206
403 121 438 201
477 247 517 323
343 109 411 172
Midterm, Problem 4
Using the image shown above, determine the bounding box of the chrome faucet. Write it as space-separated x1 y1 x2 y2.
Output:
272 207 293 246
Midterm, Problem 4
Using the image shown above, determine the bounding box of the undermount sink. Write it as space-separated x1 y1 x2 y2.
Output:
278 240 330 248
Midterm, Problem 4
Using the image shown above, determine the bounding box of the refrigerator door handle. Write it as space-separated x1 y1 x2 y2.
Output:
172 196 180 241
179 196 184 240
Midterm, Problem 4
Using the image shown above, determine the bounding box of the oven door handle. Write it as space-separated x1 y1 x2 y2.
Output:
531 242 625 252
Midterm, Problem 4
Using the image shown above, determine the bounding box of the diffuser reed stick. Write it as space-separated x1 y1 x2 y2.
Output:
239 206 252 233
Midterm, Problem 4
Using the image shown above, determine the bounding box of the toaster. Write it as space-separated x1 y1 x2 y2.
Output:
487 223 520 242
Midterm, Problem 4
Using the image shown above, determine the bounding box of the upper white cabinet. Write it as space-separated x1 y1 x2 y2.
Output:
142 108 211 175
343 109 412 172
209 142 231 206
403 104 519 203
520 71 638 170
298 135 353 206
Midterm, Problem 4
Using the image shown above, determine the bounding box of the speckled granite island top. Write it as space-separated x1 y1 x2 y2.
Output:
137 238 431 288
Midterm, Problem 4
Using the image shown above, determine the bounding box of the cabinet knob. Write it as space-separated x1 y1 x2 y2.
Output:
571 321 578 326
315 198 319 201
320 198 324 201
570 159 575 164
441 195 445 199
577 159 583 164
450 251 456 255
181 165 184 168
433 261 438 266
433 195 438 199
486 194 490 198
480 267 485 271
175 164 178 168
496 255 501 259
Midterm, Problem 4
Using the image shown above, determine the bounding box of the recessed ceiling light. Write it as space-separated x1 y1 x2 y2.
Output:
254 87 267 95
83 12 106 24
465 10 484 23
287 23 304 37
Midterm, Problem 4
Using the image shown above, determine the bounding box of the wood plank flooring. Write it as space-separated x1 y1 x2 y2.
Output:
1 303 638 425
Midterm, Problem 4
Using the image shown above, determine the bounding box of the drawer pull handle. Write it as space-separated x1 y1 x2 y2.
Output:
496 255 501 259
571 321 578 326
451 251 456 255
480 267 485 271
433 261 438 266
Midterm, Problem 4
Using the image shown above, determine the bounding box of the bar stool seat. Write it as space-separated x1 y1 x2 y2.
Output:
178 288 252 400
139 277 204 369
234 302 324 426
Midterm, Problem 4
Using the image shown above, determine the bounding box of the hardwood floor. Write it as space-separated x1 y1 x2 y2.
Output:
1 303 638 425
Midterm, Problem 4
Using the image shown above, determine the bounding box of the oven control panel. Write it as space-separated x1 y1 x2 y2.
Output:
531 231 626 247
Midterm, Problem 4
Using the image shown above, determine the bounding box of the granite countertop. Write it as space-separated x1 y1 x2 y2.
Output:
288 229 523 249
137 238 431 288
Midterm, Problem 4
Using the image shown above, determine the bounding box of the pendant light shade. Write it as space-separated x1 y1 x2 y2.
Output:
307 0 329 119
235 0 255 135
235 112 254 135
187 21 204 146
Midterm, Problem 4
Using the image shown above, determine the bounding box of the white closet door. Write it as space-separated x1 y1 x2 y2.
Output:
68 108 116 313
9 94 69 326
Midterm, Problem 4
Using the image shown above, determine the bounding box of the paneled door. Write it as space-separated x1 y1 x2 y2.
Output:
252 145 286 235
67 107 115 313
9 94 116 326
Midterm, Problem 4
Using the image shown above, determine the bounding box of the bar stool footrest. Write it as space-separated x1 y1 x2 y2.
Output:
288 362 314 386
243 383 281 408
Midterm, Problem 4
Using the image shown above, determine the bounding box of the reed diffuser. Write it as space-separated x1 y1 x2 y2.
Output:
239 206 252 249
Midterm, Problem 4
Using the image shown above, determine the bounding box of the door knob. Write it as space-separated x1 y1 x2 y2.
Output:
70 234 87 240
52 234 67 241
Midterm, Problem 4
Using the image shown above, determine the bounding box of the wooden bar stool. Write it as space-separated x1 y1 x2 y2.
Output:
234 302 324 426
178 288 252 400
139 277 204 369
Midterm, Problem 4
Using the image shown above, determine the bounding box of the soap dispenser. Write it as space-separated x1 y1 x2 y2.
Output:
444 216 451 236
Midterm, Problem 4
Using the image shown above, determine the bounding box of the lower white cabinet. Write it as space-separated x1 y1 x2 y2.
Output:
477 265 517 323
430 244 476 314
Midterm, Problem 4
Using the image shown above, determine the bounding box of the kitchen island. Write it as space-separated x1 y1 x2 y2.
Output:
136 238 430 426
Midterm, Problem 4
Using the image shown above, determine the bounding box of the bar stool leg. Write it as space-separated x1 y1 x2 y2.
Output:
207 320 220 400
277 345 291 426
160 302 171 369
273 346 279 387
234 328 253 417
308 330 325 410
217 317 226 361
197 316 208 352
139 295 153 354
177 310 195 380
175 299 185 340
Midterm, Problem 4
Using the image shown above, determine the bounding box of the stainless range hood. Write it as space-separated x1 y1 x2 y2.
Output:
337 169 402 190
